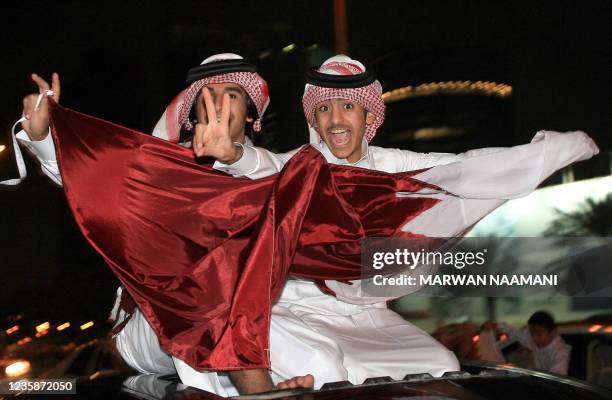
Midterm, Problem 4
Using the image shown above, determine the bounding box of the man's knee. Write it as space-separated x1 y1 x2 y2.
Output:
113 311 175 374
271 344 347 389
429 347 461 376
269 314 347 386
301 344 347 387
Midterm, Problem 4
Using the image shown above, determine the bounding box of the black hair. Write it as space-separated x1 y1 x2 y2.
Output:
178 91 259 144
528 311 556 331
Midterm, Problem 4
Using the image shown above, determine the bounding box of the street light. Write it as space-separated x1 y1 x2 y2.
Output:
6 325 19 335
80 321 94 331
35 322 50 333
57 322 71 331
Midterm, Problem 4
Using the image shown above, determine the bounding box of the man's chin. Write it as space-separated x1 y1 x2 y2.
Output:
329 149 356 161
322 139 359 161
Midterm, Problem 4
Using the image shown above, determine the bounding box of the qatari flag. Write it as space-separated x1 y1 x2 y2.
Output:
48 100 597 370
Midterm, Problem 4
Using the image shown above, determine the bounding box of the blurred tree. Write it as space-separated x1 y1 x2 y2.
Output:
544 193 612 236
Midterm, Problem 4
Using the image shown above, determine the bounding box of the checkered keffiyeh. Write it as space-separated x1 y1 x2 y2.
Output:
302 56 385 143
152 54 270 143
178 72 269 133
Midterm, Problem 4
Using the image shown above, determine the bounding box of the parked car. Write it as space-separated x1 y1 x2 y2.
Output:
39 338 134 380
8 352 612 399
499 321 612 389
7 329 612 399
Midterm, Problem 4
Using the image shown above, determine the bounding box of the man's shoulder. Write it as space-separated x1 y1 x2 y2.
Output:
369 145 423 157
370 145 462 172
369 146 426 171
556 336 572 352
541 335 571 357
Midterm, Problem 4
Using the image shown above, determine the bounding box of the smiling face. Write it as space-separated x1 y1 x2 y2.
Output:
194 82 253 143
313 98 376 163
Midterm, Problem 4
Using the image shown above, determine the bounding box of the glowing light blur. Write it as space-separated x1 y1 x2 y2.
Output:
383 80 512 103
35 322 50 333
6 325 19 335
57 322 71 331
282 43 296 53
5 361 31 378
589 324 603 333
80 321 94 330
17 337 32 346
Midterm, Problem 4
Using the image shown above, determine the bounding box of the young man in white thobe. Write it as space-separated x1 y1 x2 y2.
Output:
4 53 315 395
193 54 598 388
484 311 571 375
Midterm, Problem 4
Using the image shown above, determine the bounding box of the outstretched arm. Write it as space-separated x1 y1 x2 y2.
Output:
1 73 63 186
212 145 298 179
411 130 599 199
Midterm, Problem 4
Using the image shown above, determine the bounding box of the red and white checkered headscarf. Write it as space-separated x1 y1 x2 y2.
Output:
152 53 269 142
302 55 385 143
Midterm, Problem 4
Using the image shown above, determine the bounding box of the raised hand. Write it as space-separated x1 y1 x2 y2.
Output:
192 87 243 164
21 73 61 141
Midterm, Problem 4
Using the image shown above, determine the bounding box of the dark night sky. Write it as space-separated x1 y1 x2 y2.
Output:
1 0 611 326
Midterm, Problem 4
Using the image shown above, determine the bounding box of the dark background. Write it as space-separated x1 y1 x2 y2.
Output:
1 0 610 329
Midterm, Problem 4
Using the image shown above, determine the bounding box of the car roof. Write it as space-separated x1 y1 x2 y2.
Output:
13 362 612 400
558 323 612 335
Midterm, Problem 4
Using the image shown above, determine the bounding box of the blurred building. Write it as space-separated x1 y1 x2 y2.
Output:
373 48 514 154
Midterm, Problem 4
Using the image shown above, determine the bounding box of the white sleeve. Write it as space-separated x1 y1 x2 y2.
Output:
213 144 300 180
393 130 598 187
413 130 598 200
549 345 571 375
387 148 463 171
497 322 537 351
15 127 63 186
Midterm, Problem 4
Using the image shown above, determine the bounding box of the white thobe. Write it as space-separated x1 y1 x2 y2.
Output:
209 130 596 388
498 322 571 375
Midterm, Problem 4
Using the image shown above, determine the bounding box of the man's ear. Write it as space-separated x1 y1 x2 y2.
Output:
366 111 376 125
246 116 254 123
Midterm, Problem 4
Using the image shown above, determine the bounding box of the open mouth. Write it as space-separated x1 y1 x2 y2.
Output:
328 127 352 147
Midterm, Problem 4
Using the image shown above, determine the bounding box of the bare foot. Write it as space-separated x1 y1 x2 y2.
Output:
228 369 275 394
276 374 315 390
